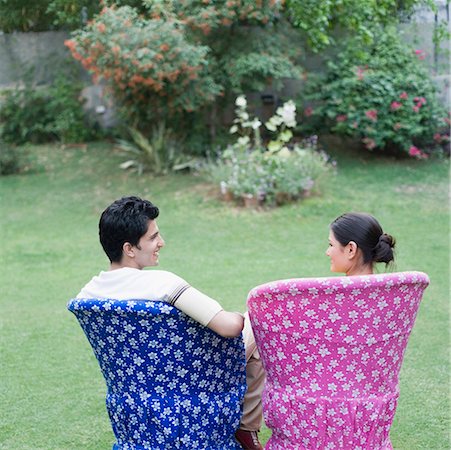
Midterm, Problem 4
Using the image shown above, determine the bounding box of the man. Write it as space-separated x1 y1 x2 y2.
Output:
77 196 264 449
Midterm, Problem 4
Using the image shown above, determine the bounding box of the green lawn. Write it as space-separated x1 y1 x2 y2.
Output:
1 143 449 449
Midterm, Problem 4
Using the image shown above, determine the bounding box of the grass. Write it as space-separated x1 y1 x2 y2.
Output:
0 142 449 449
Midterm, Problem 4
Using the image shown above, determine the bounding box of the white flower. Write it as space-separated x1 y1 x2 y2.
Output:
265 121 277 132
267 140 282 152
265 115 283 131
229 125 238 134
238 111 249 121
328 311 341 322
328 383 337 392
251 118 262 129
237 136 250 147
279 129 293 142
278 147 291 158
235 95 247 107
277 100 297 128
310 381 321 392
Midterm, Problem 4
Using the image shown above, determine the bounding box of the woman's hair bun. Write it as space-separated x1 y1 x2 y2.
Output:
379 233 395 247
331 212 396 266
373 233 396 264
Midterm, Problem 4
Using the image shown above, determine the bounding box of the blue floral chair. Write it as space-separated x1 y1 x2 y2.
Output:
67 299 246 450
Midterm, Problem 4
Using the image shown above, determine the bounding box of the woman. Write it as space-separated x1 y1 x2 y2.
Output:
326 212 396 276
243 212 397 449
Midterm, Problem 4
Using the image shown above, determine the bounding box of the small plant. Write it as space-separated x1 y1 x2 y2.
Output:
0 141 20 175
271 138 331 201
0 141 33 176
45 74 97 143
205 96 332 207
0 86 53 145
0 71 97 145
117 123 200 175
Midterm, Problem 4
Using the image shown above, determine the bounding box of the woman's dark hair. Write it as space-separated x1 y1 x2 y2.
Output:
330 212 395 265
99 196 159 263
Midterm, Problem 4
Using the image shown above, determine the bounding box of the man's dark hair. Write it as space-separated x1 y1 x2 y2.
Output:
99 196 159 263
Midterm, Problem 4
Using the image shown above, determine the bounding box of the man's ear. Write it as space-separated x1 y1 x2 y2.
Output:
347 241 358 260
122 242 135 258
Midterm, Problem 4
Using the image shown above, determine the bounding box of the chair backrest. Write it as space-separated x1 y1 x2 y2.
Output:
247 272 429 450
68 299 246 450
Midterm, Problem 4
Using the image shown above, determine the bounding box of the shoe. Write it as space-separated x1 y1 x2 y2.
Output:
235 429 263 450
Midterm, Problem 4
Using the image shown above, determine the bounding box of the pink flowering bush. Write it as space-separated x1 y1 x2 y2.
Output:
304 28 449 157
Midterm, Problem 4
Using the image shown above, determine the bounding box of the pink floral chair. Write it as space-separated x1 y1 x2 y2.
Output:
247 272 429 450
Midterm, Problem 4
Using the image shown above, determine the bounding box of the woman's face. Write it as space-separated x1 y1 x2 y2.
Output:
326 230 352 274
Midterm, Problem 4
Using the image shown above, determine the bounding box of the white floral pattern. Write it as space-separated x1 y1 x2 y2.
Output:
247 272 429 450
68 299 246 449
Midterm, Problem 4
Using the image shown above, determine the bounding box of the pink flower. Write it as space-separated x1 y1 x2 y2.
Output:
336 114 347 122
409 145 428 159
356 66 366 81
390 101 402 111
365 109 378 121
409 145 421 157
414 49 426 60
413 97 426 104
393 123 402 130
399 92 408 100
434 133 450 143
304 106 314 117
362 137 376 149
351 121 358 129
412 105 420 113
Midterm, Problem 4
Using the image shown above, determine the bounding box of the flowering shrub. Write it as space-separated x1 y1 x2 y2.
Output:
304 28 449 157
66 1 303 141
206 96 331 206
65 6 221 125
166 0 282 31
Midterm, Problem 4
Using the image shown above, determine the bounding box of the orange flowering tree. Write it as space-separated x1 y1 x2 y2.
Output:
66 1 302 138
66 5 221 125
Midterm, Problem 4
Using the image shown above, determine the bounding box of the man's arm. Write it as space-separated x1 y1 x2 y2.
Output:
206 310 244 338
173 286 244 338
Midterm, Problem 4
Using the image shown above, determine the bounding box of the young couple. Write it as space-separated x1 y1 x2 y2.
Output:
77 196 395 450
